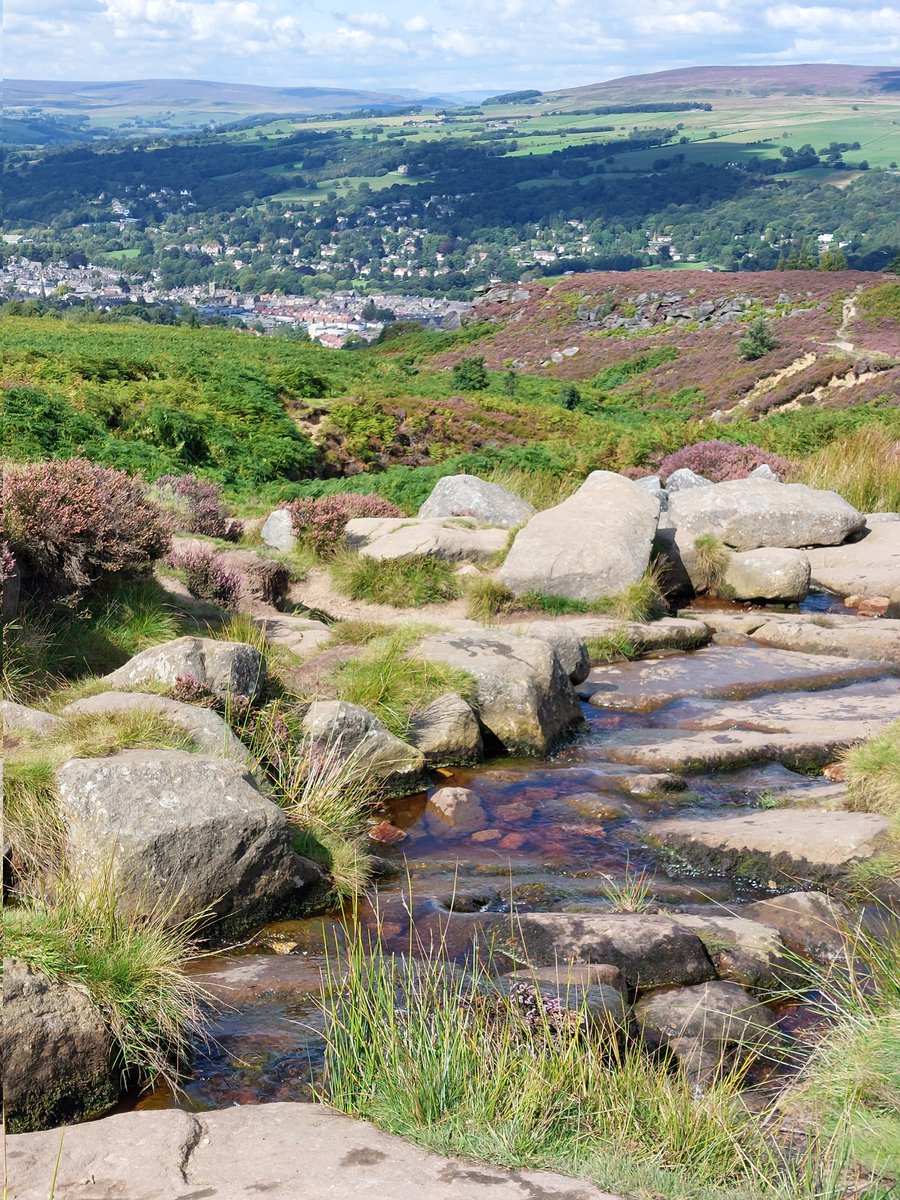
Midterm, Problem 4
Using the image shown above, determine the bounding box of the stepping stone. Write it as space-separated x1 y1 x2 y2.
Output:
750 618 900 665
646 809 891 885
600 728 859 772
582 645 886 711
805 522 900 599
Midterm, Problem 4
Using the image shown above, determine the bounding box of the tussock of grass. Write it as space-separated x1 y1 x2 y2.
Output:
800 424 900 514
483 466 579 511
693 533 731 594
466 578 517 623
326 619 393 647
330 628 476 737
330 551 462 608
843 719 900 820
322 924 842 1200
584 629 638 663
4 876 204 1091
598 863 655 912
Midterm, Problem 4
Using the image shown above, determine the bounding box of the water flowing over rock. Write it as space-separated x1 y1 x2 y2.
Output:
104 637 266 701
500 471 660 602
418 474 536 528
414 628 583 756
55 750 318 931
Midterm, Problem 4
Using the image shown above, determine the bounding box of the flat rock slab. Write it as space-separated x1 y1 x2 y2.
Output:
256 615 332 656
582 644 886 710
346 516 508 563
600 728 854 771
750 619 900 666
191 952 326 1005
647 809 891 883
6 1104 622 1200
542 616 710 655
805 523 900 598
666 677 900 740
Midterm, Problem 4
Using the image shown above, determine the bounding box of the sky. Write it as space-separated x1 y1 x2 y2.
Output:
7 0 900 94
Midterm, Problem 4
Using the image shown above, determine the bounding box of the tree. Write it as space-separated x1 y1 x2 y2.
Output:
558 382 581 410
451 356 489 391
738 316 776 361
819 247 848 271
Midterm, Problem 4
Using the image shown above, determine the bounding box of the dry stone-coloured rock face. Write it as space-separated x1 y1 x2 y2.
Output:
261 507 296 553
345 516 508 563
723 547 811 602
634 980 780 1052
666 913 791 989
750 618 900 665
499 471 661 602
1 700 64 739
744 892 855 963
407 692 484 766
806 522 900 599
2 960 117 1132
104 636 266 700
414 628 583 756
55 750 318 932
667 478 864 552
302 699 427 792
512 621 591 684
418 474 536 528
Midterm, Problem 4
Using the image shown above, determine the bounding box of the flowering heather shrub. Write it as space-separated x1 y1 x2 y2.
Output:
657 440 794 484
153 474 233 539
169 547 241 611
3 458 171 600
285 493 403 557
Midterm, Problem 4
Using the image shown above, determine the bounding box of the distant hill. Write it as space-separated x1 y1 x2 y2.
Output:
543 64 900 108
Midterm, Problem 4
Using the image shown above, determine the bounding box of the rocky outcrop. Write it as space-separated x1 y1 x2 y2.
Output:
302 700 427 792
500 471 660 602
55 750 318 931
62 692 250 761
104 637 266 700
418 474 536 528
407 692 484 766
722 548 811 602
345 517 508 563
2 960 117 1133
666 478 864 552
414 628 583 756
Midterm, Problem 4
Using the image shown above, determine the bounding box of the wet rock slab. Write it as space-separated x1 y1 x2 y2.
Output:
647 809 891 884
6 1103 624 1200
599 728 857 772
581 645 887 710
749 618 900 665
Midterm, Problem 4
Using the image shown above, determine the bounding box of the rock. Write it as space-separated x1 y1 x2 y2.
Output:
744 891 855 963
488 975 627 1031
500 471 660 602
600 728 854 772
414 629 583 756
889 588 900 619
425 786 488 835
103 637 265 701
62 692 250 761
512 620 591 683
418 474 536 528
667 479 864 552
2 961 117 1133
667 913 791 988
509 913 716 988
805 523 900 598
345 517 508 563
261 508 296 553
866 512 900 523
407 692 483 766
723 548 810 602
1 701 64 739
647 809 891 886
171 538 290 607
567 616 711 661
503 962 627 996
55 750 318 931
581 644 885 711
750 618 900 665
636 474 668 509
749 464 780 482
302 699 427 792
281 644 363 698
256 614 332 656
5 1103 624 1200
192 952 326 1005
664 468 713 493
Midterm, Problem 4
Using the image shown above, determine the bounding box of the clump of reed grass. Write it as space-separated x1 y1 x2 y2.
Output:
465 577 517 623
693 533 731 593
330 551 462 608
799 424 900 514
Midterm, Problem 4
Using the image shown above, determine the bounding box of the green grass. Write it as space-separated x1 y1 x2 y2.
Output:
330 551 462 608
325 619 393 647
584 629 639 663
320 922 849 1200
4 876 204 1101
466 578 517 623
519 564 665 623
843 719 900 820
328 627 475 738
693 533 732 594
598 862 655 912
800 424 900 514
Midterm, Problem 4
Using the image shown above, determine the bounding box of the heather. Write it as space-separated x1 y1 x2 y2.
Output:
657 441 794 484
285 493 404 556
152 474 234 539
168 545 242 610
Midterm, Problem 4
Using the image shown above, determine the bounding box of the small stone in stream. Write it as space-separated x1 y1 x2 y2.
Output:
426 786 488 834
498 832 527 850
823 761 848 782
623 774 689 795
496 801 536 822
858 596 889 617
472 829 502 843
367 821 407 846
565 793 634 820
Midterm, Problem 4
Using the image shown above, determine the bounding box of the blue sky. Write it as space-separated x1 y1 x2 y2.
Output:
7 0 900 92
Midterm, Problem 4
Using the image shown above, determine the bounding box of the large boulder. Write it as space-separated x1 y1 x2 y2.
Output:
103 636 265 700
805 522 900 599
723 548 811 602
62 692 251 761
407 692 484 766
55 750 318 932
744 891 854 963
499 471 661 602
667 912 791 988
667 479 864 552
345 517 507 563
418 474 536 528
2 960 118 1132
414 628 583 756
302 700 427 793
1 701 64 739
